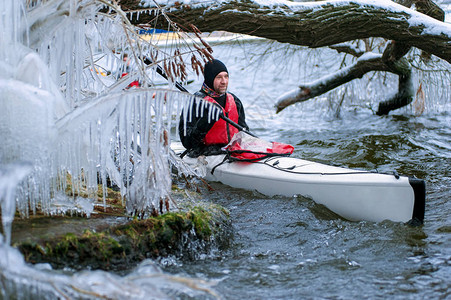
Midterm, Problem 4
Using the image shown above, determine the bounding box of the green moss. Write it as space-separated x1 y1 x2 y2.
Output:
17 205 230 271
188 207 212 240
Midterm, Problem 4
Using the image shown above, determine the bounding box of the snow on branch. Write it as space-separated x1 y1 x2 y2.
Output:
138 0 451 63
274 52 413 114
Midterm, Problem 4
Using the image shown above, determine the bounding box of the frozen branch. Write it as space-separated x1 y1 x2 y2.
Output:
274 50 414 114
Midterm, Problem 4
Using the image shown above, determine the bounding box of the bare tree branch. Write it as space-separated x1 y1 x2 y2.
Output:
274 52 409 112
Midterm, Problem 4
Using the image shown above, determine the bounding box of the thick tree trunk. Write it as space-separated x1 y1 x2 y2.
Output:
130 0 451 63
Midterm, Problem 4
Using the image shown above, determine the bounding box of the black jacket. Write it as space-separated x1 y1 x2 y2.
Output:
179 90 248 157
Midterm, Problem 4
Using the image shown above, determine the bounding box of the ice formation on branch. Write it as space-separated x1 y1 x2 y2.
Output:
0 0 223 296
0 0 217 237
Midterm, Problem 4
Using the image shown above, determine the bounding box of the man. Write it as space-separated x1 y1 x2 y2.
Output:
179 59 248 157
120 53 139 88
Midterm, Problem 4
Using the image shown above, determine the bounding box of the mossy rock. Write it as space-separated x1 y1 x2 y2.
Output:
16 204 231 271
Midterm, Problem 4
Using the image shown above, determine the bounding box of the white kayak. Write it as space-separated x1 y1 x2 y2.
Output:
172 143 425 224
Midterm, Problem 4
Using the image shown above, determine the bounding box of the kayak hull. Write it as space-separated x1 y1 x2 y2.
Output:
176 146 425 223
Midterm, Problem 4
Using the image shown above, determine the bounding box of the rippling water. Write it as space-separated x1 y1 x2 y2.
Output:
162 42 451 299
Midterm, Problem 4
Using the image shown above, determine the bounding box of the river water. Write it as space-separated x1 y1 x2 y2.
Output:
161 42 451 299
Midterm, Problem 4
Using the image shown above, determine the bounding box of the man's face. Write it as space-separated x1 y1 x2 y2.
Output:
213 71 229 94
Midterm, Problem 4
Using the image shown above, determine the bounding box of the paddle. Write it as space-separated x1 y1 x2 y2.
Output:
144 57 257 138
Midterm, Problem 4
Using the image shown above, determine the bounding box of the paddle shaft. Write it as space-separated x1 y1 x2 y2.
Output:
151 60 257 137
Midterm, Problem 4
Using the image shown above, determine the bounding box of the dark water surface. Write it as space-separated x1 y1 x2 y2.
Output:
162 43 451 299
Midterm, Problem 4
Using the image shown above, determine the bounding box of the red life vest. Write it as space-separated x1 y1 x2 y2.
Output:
121 73 140 88
203 93 239 145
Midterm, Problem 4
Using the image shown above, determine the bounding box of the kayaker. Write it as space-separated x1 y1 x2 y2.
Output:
120 53 140 88
179 59 248 157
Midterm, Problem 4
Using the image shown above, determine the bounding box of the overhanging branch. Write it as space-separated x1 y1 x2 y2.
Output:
274 53 413 114
135 0 451 63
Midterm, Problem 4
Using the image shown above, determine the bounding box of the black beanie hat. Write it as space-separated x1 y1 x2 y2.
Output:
203 59 228 90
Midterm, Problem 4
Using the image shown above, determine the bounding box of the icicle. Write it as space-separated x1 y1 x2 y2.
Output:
0 163 32 245
0 0 227 239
